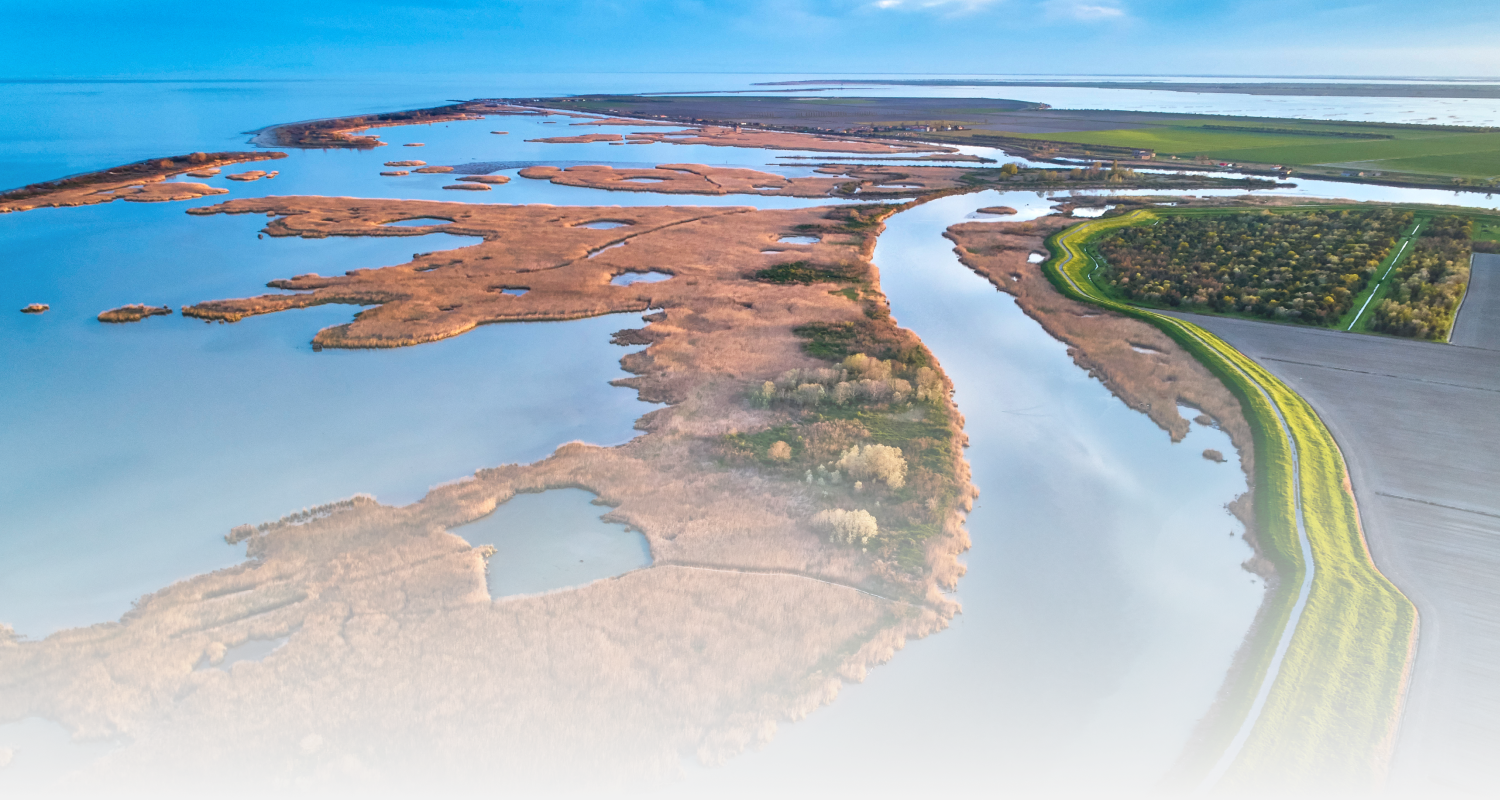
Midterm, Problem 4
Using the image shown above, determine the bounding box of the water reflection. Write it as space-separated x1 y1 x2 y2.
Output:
673 190 1263 797
0 201 659 634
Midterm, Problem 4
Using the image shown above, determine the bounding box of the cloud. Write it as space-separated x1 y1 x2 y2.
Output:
870 0 1003 12
1043 0 1126 21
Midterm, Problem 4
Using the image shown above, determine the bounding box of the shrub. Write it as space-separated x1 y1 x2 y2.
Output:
768 441 792 461
914 366 943 401
837 444 907 489
752 261 860 285
813 508 879 545
795 383 826 405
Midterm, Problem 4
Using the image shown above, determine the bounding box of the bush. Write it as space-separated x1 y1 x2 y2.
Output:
837 444 908 489
813 508 879 545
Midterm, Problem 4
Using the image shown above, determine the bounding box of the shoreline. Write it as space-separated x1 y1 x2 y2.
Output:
0 151 284 213
0 192 978 787
1045 211 1418 791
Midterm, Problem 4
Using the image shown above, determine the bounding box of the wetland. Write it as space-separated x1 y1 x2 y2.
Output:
5 80 1497 797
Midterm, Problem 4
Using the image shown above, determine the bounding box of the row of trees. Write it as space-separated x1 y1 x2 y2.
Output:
1098 209 1412 324
1371 216 1473 340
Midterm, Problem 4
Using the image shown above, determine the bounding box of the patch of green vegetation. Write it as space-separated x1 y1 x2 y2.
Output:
793 320 928 365
752 260 861 285
1009 122 1500 180
721 424 801 465
1199 124 1392 139
1046 211 1416 787
1472 216 1500 242
829 286 861 302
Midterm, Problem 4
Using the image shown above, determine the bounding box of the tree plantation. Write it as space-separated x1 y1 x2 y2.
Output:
1097 209 1411 325
1371 215 1474 340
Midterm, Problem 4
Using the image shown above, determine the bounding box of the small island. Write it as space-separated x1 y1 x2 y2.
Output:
20 303 49 314
98 304 173 323
225 170 278 182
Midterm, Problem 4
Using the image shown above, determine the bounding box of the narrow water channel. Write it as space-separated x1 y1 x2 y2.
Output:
675 191 1263 797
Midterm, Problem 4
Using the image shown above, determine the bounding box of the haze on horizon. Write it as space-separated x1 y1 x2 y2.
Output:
8 0 1499 81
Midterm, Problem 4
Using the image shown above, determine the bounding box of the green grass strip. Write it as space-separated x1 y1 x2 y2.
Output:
1341 217 1426 332
1043 211 1417 790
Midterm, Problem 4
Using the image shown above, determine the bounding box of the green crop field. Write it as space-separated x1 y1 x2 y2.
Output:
1044 211 1417 790
1009 122 1500 180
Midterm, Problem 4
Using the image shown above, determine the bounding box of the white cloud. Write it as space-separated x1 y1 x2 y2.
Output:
870 0 1004 12
1044 0 1126 21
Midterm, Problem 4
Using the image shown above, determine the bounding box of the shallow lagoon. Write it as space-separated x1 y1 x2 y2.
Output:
454 488 652 598
0 200 660 636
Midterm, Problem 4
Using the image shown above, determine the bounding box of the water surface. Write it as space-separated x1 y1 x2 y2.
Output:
454 488 652 597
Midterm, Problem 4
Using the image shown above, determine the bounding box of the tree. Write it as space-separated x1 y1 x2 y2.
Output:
813 508 879 545
768 441 792 461
837 444 907 489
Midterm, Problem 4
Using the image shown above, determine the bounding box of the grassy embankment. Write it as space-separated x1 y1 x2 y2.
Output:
1046 211 1417 787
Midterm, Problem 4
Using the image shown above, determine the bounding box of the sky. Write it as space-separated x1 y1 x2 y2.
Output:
5 0 1500 80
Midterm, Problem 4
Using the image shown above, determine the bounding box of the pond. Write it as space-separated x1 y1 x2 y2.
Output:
453 488 652 597
610 270 672 286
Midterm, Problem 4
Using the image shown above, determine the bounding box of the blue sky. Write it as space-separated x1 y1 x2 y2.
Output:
7 0 1499 79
